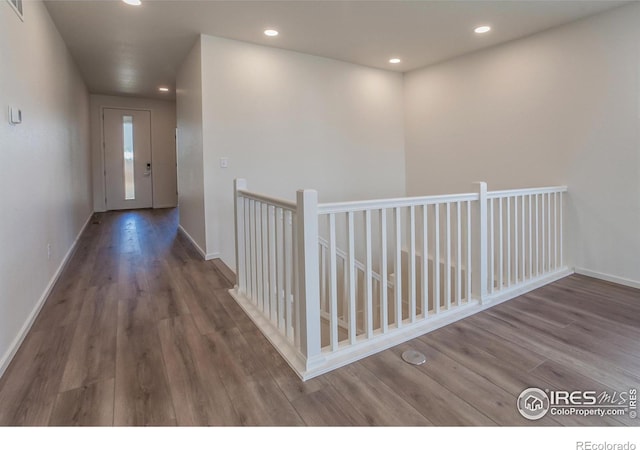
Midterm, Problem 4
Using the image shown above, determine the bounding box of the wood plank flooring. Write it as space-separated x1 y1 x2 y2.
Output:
0 208 639 426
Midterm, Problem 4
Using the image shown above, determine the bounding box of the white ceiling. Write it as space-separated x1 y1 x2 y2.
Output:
44 0 629 100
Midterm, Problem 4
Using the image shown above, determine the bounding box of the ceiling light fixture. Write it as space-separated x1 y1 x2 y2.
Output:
474 25 491 34
122 0 142 6
389 58 401 64
159 87 169 92
264 29 279 37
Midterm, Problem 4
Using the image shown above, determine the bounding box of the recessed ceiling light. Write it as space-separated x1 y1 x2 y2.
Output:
159 87 169 92
122 0 142 6
474 25 491 34
264 29 279 37
389 58 401 64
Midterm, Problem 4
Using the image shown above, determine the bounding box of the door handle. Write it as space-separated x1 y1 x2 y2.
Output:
144 162 152 176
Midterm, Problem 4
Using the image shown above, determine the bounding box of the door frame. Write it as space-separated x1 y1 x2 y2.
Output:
100 106 154 210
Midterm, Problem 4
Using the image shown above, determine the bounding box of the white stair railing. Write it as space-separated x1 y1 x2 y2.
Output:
316 190 479 351
230 179 569 380
485 186 566 300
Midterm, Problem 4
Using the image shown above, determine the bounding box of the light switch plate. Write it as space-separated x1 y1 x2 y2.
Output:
220 157 229 168
9 107 22 124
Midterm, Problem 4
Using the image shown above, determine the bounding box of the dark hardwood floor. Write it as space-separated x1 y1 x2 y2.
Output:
0 208 638 426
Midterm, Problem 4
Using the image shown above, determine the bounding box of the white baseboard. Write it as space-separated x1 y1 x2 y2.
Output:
0 212 93 379
483 268 575 305
177 224 218 261
574 267 640 290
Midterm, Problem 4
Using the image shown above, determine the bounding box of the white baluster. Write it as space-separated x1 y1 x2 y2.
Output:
542 193 547 274
380 209 388 333
262 204 269 313
560 192 563 267
489 197 494 294
276 208 284 331
547 192 551 272
409 205 416 322
283 211 292 339
535 194 539 277
268 206 277 323
422 204 428 317
445 202 451 310
506 196 511 287
498 197 503 290
255 200 262 305
348 211 357 343
394 207 402 326
521 195 525 281
554 192 558 270
456 201 461 306
329 213 338 351
528 195 533 280
365 209 374 336
466 200 471 303
245 198 252 300
434 204 440 314
514 196 518 283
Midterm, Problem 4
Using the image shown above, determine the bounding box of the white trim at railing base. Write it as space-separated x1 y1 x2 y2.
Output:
307 301 483 380
230 268 573 381
482 267 574 305
228 288 325 378
574 267 640 290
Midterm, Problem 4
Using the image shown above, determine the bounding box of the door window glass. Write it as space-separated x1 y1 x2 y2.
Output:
123 115 135 200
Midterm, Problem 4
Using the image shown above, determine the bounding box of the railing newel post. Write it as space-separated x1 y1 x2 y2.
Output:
234 178 248 293
296 189 322 369
474 182 488 304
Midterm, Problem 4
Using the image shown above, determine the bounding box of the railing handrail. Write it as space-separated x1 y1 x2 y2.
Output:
487 185 567 199
237 185 567 214
237 189 297 211
317 192 479 214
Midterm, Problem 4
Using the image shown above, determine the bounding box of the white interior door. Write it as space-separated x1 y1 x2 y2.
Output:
103 108 153 210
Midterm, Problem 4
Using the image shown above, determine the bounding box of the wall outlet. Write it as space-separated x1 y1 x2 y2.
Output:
47 243 51 260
